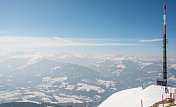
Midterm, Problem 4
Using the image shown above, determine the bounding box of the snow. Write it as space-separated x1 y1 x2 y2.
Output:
59 53 71 59
140 62 153 68
147 71 158 74
53 95 82 103
17 100 40 104
98 85 176 107
51 66 60 71
96 79 115 88
170 64 176 69
96 60 105 64
116 64 126 69
77 83 105 93
16 65 26 70
42 77 67 83
65 84 75 90
168 76 176 82
0 91 21 101
53 94 93 103
26 55 43 64
37 77 68 90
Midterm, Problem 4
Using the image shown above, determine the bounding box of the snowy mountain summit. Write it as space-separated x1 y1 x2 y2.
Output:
98 85 176 107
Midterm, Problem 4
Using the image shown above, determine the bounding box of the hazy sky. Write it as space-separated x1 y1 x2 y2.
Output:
0 0 175 56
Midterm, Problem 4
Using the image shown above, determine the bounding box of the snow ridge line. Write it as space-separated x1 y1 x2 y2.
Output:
98 85 176 107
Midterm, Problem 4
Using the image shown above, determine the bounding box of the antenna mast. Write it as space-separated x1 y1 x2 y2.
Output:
163 3 167 85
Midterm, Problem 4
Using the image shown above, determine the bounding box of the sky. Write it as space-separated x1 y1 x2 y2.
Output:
0 0 176 57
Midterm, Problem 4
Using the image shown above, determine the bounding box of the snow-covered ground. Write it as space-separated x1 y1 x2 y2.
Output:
98 85 176 107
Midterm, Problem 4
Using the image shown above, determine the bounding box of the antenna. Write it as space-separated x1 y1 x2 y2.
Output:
156 2 167 86
162 3 167 85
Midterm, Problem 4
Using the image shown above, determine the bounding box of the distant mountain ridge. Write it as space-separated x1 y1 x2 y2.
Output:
0 102 67 107
0 52 176 106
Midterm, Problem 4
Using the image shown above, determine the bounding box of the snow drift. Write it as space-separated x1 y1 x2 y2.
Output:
98 85 175 107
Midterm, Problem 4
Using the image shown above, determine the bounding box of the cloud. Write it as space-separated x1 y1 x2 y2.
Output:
52 37 137 46
0 36 137 51
79 43 136 46
139 39 162 42
53 37 73 43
